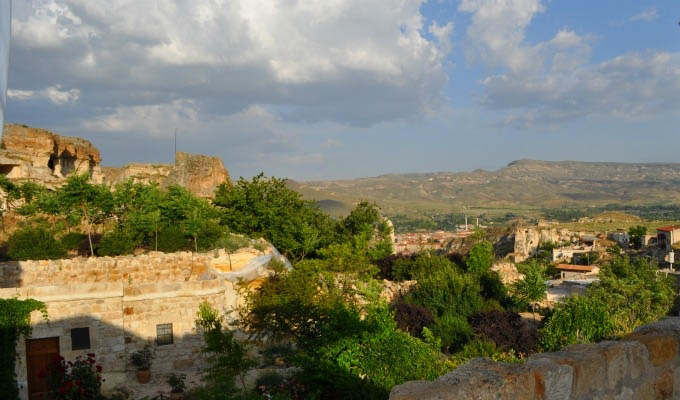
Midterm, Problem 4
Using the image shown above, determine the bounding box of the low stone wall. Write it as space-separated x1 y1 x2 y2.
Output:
0 245 283 288
390 318 680 400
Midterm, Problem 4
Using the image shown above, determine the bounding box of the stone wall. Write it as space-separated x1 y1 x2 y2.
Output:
0 245 289 400
390 317 680 400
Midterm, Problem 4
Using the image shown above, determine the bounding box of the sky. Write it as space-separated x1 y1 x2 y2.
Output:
4 0 680 180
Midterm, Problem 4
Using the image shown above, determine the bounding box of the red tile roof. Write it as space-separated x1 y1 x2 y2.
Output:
657 226 680 232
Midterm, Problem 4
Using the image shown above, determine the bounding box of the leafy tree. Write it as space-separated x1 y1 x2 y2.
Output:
0 175 20 231
511 261 547 318
589 255 675 336
628 225 647 249
465 240 494 274
54 175 113 256
196 302 256 391
214 174 333 261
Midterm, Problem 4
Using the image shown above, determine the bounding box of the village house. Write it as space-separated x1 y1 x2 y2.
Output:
1 245 288 400
555 264 600 280
657 225 680 251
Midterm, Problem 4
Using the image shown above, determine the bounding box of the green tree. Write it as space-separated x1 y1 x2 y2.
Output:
0 175 20 231
511 261 547 319
214 174 333 261
196 302 256 391
465 240 494 274
55 175 113 256
628 225 647 249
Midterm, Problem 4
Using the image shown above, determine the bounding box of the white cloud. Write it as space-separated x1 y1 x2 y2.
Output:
459 0 680 127
459 0 544 74
11 0 452 127
631 7 658 22
8 85 80 104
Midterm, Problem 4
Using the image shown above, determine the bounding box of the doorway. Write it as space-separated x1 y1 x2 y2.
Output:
26 337 59 400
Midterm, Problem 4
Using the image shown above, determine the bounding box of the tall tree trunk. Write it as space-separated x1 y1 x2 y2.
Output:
194 233 198 253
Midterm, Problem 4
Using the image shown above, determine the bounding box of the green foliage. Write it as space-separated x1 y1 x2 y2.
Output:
214 174 333 261
451 339 524 368
96 229 141 256
540 255 675 351
47 353 104 400
539 295 614 352
391 252 455 282
129 345 154 371
628 225 648 249
166 373 187 393
7 226 67 261
465 241 494 273
156 226 190 253
60 232 86 251
53 174 114 256
0 298 47 400
406 262 484 319
511 261 547 311
590 255 675 336
197 302 256 391
430 312 472 353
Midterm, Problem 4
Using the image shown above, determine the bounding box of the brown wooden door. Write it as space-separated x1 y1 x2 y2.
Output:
26 337 59 400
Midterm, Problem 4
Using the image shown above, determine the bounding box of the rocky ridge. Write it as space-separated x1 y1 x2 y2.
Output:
1 124 229 196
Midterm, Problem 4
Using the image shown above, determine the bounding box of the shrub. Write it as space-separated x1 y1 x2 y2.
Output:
391 252 455 281
539 295 614 352
465 240 494 273
47 353 104 400
430 312 472 353
60 232 86 251
167 373 186 393
156 226 190 253
96 230 140 256
392 300 434 338
406 263 484 319
7 226 66 261
129 345 154 371
469 310 538 354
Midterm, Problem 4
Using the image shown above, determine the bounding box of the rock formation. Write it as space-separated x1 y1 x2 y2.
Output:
0 124 230 197
0 124 103 185
102 151 230 197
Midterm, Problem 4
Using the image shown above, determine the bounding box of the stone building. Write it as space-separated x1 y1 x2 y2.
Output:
0 244 288 400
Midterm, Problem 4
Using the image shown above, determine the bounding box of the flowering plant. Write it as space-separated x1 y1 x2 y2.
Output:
45 353 104 400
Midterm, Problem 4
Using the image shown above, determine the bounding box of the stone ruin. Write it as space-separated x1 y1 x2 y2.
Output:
0 124 103 186
0 123 230 197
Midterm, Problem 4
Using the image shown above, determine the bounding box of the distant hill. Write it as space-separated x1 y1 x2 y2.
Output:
289 160 680 218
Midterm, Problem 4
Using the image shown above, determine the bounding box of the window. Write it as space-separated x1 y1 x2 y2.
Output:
156 323 173 346
71 327 91 351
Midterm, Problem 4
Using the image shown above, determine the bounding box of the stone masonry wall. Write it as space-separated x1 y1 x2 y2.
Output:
0 246 287 400
390 317 680 400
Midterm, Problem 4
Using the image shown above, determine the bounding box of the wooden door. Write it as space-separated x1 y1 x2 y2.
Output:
26 337 59 400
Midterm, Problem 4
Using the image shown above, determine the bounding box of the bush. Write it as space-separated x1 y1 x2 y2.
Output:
391 253 455 281
539 295 614 352
469 310 538 354
7 226 66 261
406 263 484 319
157 226 190 253
60 232 86 251
392 300 434 338
47 353 104 400
96 230 140 257
430 312 472 353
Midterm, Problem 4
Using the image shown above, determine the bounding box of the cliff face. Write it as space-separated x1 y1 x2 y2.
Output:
0 124 230 197
0 124 103 185
102 152 230 197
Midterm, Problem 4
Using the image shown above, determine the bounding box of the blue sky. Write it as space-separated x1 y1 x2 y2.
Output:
5 0 680 180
